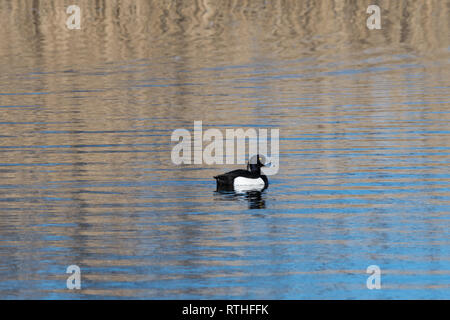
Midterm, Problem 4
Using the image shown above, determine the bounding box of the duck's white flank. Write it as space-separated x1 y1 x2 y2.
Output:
233 177 265 187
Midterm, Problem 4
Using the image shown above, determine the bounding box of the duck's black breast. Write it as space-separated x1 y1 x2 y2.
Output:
260 175 269 188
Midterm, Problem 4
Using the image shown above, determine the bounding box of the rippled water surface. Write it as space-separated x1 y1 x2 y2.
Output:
0 0 449 299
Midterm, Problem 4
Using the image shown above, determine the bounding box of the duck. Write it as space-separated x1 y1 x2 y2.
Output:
214 154 269 192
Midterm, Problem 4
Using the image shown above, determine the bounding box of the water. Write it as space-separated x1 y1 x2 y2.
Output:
0 0 449 299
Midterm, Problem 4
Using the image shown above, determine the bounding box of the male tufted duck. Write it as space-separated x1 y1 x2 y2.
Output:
214 155 269 192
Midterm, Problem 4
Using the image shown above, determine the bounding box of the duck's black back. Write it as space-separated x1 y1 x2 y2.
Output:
214 169 252 185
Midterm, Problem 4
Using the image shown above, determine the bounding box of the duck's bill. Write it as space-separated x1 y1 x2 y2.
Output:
263 157 274 168
261 157 278 175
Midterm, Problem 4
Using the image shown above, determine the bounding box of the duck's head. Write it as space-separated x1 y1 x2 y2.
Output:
247 154 266 173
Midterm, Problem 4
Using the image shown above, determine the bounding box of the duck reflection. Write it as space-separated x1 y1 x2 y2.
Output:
244 190 266 209
215 186 266 209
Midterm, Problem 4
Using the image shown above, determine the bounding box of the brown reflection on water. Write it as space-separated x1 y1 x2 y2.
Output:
0 0 449 299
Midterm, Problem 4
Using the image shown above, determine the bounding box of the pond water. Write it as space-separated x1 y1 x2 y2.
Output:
0 0 449 299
